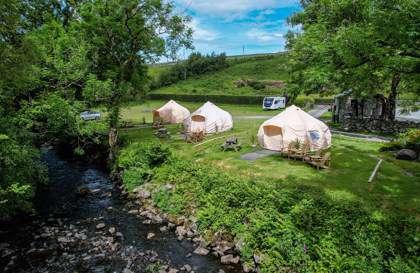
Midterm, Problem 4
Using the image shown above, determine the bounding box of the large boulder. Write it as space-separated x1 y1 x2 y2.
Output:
395 149 417 160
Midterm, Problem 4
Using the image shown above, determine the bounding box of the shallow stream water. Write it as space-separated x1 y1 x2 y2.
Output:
0 149 241 273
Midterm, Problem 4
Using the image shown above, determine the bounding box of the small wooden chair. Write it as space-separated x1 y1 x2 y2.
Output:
187 131 205 143
295 142 310 161
308 152 331 169
304 148 323 162
287 141 300 159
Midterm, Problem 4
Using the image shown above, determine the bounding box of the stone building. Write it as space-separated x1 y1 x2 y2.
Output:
333 90 419 133
333 90 391 123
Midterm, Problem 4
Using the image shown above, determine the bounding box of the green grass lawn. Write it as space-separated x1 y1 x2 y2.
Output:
319 110 333 120
119 100 279 124
122 119 420 215
151 54 290 96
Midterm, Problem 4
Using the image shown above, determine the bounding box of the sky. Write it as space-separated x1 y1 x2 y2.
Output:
173 0 302 58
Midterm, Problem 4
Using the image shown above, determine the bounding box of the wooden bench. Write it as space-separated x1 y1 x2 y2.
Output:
154 128 171 139
221 137 242 152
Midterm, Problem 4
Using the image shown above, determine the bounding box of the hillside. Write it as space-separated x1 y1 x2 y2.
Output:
150 54 289 96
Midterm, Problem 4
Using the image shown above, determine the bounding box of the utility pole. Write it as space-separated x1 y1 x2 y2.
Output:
242 45 245 55
183 49 187 80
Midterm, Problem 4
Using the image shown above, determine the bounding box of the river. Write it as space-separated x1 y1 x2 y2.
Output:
0 149 241 273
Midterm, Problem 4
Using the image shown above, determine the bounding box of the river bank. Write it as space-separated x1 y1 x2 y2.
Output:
0 149 241 273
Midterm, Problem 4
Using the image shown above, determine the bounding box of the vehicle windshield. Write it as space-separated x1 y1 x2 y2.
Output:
264 98 274 106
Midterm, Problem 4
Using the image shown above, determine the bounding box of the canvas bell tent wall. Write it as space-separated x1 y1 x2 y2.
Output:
183 102 233 134
152 100 190 124
258 105 331 152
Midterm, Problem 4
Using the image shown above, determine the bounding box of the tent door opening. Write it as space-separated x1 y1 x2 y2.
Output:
190 115 206 133
263 125 284 149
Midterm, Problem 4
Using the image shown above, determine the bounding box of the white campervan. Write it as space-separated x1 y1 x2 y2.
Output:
262 96 286 110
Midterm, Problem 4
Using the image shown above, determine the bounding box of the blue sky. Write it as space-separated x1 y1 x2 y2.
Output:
174 0 302 58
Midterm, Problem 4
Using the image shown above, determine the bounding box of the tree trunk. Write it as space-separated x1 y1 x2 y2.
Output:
387 74 400 121
107 106 120 168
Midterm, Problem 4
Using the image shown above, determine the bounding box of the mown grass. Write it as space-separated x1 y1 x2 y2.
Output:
119 100 279 124
150 54 290 96
121 119 420 215
119 117 419 272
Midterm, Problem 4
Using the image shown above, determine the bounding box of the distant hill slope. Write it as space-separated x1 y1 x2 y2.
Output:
150 54 289 96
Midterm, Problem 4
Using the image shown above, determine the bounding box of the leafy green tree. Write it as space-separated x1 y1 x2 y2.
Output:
0 133 48 220
286 0 420 119
25 20 90 99
77 0 192 164
153 52 229 88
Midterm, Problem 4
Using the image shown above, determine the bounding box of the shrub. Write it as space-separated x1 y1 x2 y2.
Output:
293 95 316 108
117 142 171 191
248 80 266 90
17 94 108 161
380 128 420 153
152 52 229 89
121 166 150 191
0 134 47 220
148 155 418 273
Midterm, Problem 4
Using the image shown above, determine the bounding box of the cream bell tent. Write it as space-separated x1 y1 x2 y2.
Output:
183 101 233 134
152 100 190 124
258 105 331 152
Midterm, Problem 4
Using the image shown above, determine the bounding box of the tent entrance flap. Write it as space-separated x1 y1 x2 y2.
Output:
191 115 206 122
153 110 160 118
263 125 283 136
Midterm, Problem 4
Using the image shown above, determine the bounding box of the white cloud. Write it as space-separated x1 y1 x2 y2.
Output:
255 9 276 21
246 19 285 27
188 19 219 41
176 0 299 20
246 28 284 43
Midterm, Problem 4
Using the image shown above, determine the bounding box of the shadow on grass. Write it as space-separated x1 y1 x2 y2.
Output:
278 144 420 214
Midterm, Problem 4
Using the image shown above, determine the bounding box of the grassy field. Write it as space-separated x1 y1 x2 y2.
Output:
150 54 290 96
117 99 419 214
119 105 419 272
119 100 279 124
121 119 420 215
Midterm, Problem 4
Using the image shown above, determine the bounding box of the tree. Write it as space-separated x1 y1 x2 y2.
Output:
77 0 192 165
0 0 95 219
286 0 420 120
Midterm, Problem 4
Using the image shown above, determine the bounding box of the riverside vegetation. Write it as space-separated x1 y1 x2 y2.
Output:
116 141 418 273
0 0 191 220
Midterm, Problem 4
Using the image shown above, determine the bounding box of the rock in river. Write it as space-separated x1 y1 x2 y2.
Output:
221 254 240 264
138 190 151 199
176 226 187 237
96 223 106 230
193 247 209 256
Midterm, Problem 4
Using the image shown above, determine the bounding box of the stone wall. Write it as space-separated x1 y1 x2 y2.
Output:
341 117 420 134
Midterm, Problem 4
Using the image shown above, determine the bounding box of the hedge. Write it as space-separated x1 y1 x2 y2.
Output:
315 98 334 104
148 93 266 105
148 93 333 108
